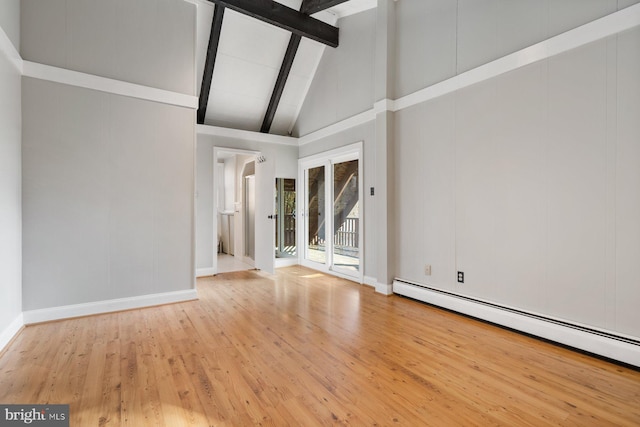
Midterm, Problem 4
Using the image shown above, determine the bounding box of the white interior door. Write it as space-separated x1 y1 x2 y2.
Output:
254 156 275 274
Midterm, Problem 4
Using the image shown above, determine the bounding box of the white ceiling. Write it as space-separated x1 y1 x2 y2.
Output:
193 0 376 135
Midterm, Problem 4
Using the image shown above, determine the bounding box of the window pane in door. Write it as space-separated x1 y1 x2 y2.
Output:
307 166 326 264
333 160 359 272
276 178 296 258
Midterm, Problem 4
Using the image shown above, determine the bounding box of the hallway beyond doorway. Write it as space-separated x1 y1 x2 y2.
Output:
217 254 254 274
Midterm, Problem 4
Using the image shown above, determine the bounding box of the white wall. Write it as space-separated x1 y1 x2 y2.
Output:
22 79 195 310
0 10 23 344
195 132 298 272
615 26 640 335
0 0 20 51
20 0 197 313
395 0 640 98
20 0 195 95
293 9 376 137
291 1 640 340
393 27 640 338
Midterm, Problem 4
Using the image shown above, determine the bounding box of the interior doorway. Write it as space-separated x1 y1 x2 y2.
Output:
211 147 275 275
214 149 255 274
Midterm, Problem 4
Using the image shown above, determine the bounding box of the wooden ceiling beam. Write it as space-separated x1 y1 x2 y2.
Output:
261 0 347 133
260 34 301 133
206 0 339 47
197 5 225 125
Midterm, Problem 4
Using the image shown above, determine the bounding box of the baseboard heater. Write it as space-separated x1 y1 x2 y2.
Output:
392 278 640 368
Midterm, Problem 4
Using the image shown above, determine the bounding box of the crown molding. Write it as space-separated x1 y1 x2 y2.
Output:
22 61 198 109
197 124 299 146
393 3 640 112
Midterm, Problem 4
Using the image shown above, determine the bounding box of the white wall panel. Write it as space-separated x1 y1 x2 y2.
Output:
392 0 633 98
619 0 640 8
545 41 608 326
294 10 376 136
336 11 376 121
392 23 639 338
394 95 457 288
293 47 339 136
615 27 640 337
107 98 157 297
421 96 456 290
491 63 547 311
457 0 557 74
395 105 425 281
0 0 20 51
22 79 111 308
456 0 498 74
20 0 67 68
454 80 501 301
395 0 457 98
22 79 195 311
21 0 195 94
547 0 617 37
151 103 195 292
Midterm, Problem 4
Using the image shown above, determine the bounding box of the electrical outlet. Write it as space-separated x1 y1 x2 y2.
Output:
457 271 464 283
424 265 431 276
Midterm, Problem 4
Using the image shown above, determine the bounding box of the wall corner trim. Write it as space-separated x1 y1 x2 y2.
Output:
374 99 395 114
375 282 393 295
363 276 377 288
22 61 198 109
22 289 199 325
393 280 640 368
197 124 299 146
0 314 25 354
0 25 22 73
298 109 376 145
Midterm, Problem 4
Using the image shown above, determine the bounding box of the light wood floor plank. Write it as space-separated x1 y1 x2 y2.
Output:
0 266 638 426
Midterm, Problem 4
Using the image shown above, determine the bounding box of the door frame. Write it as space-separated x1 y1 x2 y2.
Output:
298 142 364 283
212 147 274 274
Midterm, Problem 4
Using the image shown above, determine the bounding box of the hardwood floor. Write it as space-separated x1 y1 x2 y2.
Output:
1 266 638 426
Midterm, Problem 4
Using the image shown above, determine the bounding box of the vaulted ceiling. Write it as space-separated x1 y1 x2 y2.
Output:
193 0 376 136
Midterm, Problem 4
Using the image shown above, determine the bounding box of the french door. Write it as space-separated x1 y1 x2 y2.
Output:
299 143 363 281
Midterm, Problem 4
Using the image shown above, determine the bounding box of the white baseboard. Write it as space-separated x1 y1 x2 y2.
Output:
196 268 216 277
393 280 640 367
0 314 25 353
375 282 393 295
363 276 377 288
23 289 199 325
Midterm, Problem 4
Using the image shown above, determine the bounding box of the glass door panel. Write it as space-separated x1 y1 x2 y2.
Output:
306 166 326 264
275 178 296 258
332 160 359 273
